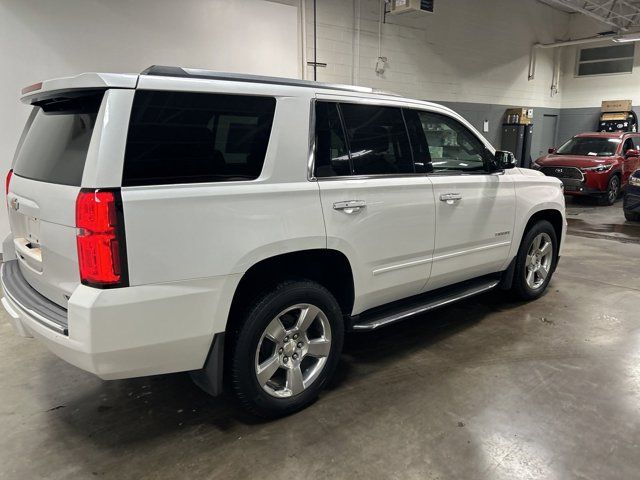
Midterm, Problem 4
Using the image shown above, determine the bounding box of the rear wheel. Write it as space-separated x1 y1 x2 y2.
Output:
229 280 344 418
511 220 557 300
600 175 620 206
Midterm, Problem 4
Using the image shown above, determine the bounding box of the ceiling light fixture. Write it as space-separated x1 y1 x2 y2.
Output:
613 32 640 43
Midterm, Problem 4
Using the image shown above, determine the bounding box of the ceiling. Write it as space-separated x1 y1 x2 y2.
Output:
538 0 640 30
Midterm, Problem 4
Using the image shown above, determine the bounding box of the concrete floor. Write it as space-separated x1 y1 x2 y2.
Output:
1 199 640 480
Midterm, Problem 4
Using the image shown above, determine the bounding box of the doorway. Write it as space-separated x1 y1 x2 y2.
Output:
539 114 559 157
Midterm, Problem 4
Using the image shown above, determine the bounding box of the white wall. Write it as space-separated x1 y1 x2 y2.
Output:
559 14 640 108
304 0 569 108
0 0 299 246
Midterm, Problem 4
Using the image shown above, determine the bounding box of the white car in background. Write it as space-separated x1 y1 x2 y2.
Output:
2 66 566 417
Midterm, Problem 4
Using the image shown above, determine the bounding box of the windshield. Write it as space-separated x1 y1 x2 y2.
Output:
556 137 621 157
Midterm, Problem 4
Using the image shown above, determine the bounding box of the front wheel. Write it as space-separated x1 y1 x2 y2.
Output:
600 175 620 206
229 280 344 418
511 220 558 300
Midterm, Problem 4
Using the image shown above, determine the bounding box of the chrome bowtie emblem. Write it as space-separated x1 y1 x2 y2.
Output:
9 198 19 211
555 168 563 173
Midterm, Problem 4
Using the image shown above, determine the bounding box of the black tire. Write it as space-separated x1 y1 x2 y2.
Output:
625 210 640 221
511 220 558 301
229 280 344 418
599 174 620 206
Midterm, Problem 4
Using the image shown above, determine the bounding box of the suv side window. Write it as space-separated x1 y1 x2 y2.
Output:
339 103 414 175
123 91 276 186
416 111 491 173
314 102 351 177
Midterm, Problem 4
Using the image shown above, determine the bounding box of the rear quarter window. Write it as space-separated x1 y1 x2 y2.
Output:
123 91 276 186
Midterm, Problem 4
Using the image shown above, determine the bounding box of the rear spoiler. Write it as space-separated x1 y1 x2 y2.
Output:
20 72 138 105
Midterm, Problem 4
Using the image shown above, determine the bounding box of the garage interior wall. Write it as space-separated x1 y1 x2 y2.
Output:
303 0 568 158
556 13 640 143
2 0 639 248
0 0 299 247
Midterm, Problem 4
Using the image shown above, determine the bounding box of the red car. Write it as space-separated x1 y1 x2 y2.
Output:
533 132 640 205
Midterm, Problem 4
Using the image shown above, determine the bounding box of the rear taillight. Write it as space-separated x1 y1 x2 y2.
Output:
76 189 128 288
6 169 12 197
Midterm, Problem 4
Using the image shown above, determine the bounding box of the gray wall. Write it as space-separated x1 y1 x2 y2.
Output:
556 106 640 146
440 101 561 162
439 101 640 163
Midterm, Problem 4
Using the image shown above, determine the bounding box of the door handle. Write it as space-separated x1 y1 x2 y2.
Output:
333 200 366 214
440 193 462 205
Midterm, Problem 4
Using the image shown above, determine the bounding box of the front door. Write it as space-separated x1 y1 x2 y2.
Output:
409 110 516 290
314 99 436 314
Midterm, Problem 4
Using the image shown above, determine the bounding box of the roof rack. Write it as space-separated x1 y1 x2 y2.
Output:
140 65 394 95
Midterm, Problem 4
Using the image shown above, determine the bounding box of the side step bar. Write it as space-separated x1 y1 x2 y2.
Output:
352 277 500 331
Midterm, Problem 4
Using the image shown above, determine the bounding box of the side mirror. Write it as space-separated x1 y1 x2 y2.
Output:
548 148 556 154
494 150 517 170
625 149 640 158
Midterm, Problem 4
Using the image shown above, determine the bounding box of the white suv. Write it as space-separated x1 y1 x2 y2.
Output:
2 66 566 417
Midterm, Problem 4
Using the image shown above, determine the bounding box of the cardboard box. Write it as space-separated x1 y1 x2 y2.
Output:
601 100 632 113
505 108 533 125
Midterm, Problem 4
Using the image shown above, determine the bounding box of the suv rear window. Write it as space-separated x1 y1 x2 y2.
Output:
123 91 276 186
13 90 104 186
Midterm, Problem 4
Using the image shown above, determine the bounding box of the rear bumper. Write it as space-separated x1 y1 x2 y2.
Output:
1 261 237 380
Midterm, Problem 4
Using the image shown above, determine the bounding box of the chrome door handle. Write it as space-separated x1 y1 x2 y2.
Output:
333 200 366 214
440 193 462 205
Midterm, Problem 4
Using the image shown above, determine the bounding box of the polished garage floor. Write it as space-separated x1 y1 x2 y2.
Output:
1 200 639 480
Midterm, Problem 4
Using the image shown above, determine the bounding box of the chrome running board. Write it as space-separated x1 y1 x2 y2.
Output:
352 277 500 331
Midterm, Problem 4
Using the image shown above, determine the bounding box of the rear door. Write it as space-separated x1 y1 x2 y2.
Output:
314 97 436 314
8 90 108 307
413 110 516 290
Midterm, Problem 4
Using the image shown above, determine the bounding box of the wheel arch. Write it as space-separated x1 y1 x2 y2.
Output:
227 249 356 329
523 208 564 247
500 207 564 292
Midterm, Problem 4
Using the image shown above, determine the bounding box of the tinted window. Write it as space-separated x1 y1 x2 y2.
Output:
417 111 490 172
13 91 104 186
339 103 414 175
314 102 351 177
123 91 276 186
556 137 620 157
403 109 433 173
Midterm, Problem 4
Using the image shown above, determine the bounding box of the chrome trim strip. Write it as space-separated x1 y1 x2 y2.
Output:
432 241 511 262
352 280 500 331
317 173 428 181
373 257 433 276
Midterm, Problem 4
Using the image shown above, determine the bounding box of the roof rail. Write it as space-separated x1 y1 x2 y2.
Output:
140 65 396 95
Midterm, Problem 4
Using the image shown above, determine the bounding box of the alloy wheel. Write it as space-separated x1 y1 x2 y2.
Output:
608 176 620 203
525 232 553 290
255 303 332 398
